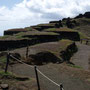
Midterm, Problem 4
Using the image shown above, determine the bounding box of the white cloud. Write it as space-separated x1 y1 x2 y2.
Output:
0 0 90 36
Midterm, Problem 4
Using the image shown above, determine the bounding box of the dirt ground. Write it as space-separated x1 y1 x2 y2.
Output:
71 42 90 71
11 40 73 58
0 42 90 90
0 78 38 90
7 62 90 90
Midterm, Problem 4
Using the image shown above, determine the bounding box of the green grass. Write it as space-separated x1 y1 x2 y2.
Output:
59 39 73 49
15 35 23 39
60 39 73 43
73 17 90 38
14 32 24 37
24 27 33 31
37 23 55 27
0 35 11 39
0 71 12 77
44 27 77 32
48 40 73 58
0 32 25 40
68 64 82 69
0 71 30 81
13 32 30 39
75 17 90 25
0 56 6 63
23 31 59 36
78 31 88 39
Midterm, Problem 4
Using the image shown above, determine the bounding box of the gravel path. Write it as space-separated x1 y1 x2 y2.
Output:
71 42 90 71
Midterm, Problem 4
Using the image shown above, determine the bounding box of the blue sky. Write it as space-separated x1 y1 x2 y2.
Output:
0 0 90 36
0 0 23 8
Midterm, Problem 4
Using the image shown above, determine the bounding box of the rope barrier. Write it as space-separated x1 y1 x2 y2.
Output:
10 55 34 68
37 68 60 87
10 55 64 89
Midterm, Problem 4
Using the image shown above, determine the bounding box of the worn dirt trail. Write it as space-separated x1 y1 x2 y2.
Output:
8 42 90 90
71 42 90 71
8 63 90 90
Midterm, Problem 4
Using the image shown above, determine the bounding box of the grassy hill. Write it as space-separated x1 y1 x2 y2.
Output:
73 17 90 37
0 12 90 51
0 11 90 63
0 12 90 90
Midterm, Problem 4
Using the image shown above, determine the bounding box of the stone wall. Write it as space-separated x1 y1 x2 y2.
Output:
4 30 27 35
0 35 60 51
46 31 80 41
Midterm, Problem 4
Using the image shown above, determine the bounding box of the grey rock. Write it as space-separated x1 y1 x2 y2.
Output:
0 84 9 89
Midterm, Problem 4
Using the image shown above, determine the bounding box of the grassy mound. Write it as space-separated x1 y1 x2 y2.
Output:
27 51 61 65
17 40 78 65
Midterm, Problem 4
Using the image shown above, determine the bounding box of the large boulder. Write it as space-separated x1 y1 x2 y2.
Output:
0 84 9 90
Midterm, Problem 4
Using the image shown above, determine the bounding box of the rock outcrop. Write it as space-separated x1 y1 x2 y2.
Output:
75 12 90 19
84 12 90 18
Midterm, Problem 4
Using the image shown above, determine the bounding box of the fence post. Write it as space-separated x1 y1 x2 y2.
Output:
26 45 29 58
60 83 64 90
80 39 82 44
5 53 10 73
86 40 88 45
34 66 40 90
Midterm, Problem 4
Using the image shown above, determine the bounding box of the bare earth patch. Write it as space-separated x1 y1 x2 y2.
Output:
7 62 90 90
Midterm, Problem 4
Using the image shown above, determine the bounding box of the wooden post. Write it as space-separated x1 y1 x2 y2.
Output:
26 40 29 58
80 39 82 44
5 53 10 73
60 83 64 90
26 45 29 58
86 40 88 45
34 66 40 90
